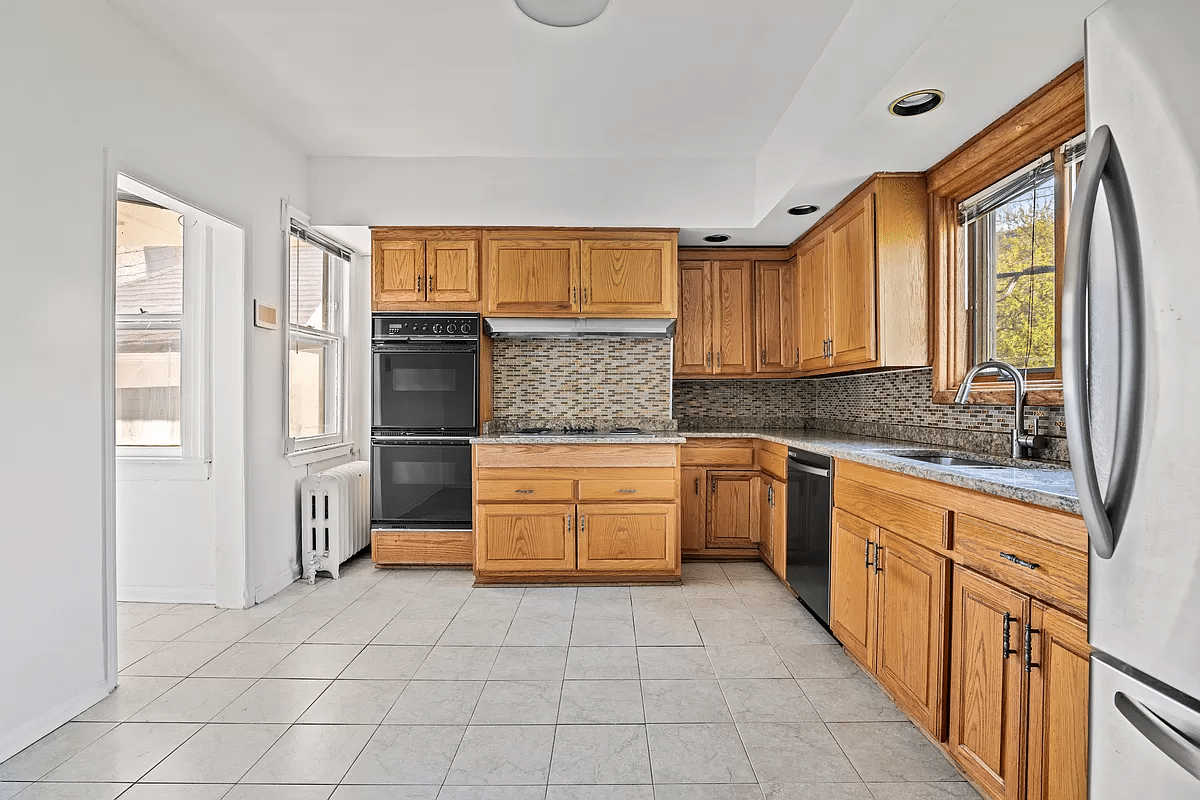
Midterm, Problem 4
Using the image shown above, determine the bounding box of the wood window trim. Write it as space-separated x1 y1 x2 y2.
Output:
927 61 1084 407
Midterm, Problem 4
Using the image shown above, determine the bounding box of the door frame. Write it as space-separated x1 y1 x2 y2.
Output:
100 150 252 688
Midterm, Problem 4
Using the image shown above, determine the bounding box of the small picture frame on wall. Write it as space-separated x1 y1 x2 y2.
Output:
254 300 279 330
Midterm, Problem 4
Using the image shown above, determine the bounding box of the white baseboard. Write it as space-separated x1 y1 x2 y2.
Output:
0 679 112 763
255 563 301 604
117 584 215 605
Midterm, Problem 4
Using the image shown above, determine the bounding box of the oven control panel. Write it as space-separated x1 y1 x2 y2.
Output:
373 313 480 340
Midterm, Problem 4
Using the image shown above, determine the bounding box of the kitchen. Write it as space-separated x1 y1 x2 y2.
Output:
2 1 1198 799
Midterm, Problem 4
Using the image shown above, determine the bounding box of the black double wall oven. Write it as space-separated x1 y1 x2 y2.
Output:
371 313 479 531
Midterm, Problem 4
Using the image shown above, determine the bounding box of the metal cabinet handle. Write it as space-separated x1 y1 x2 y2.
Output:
514 489 535 494
567 514 572 531
864 539 873 569
429 273 435 291
767 485 774 505
580 515 585 532
694 477 699 495
582 286 588 305
873 543 882 573
1023 623 1040 673
1002 612 1019 659
761 348 767 365
1115 692 1200 782
795 347 799 365
1000 552 1039 570
716 352 722 368
1063 124 1146 560
572 286 577 306
416 275 422 292
711 478 717 494
618 488 637 494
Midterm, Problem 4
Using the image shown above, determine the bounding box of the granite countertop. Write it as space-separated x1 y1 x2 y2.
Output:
472 432 687 445
681 428 1080 515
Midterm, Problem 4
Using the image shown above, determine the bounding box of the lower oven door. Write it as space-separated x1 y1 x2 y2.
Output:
371 438 473 529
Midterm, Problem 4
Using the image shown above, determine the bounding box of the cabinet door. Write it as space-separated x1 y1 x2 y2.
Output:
829 509 878 670
829 193 878 367
577 503 677 573
758 478 775 567
475 504 576 573
1025 603 1089 800
485 238 580 315
754 259 798 373
949 568 1028 800
676 261 713 376
427 239 479 302
712 261 754 375
874 531 950 739
680 466 707 553
581 238 674 317
706 471 759 549
373 239 426 304
798 235 831 371
770 475 787 579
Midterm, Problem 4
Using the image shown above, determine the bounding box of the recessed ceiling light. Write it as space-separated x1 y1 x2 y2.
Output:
515 0 611 27
788 204 820 216
703 234 731 243
888 89 945 117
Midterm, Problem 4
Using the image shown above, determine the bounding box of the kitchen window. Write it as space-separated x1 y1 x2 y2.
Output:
115 176 209 460
960 134 1085 380
286 220 351 454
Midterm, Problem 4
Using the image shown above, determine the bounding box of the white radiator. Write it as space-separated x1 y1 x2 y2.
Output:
300 460 371 582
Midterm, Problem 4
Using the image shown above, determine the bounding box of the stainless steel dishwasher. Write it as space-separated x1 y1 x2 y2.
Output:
786 449 833 625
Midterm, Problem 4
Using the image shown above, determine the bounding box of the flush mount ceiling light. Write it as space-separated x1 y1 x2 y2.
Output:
703 234 731 243
889 89 945 117
515 0 611 27
788 204 820 216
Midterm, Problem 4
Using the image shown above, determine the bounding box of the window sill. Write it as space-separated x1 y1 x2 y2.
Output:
932 386 1065 407
117 458 212 481
287 442 355 467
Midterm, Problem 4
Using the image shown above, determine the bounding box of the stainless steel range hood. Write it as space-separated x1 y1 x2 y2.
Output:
484 317 676 339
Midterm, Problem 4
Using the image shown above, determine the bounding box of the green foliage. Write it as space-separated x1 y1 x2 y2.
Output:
992 191 1056 370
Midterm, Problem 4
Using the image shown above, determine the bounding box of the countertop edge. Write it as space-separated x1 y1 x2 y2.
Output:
680 429 1081 516
471 434 687 445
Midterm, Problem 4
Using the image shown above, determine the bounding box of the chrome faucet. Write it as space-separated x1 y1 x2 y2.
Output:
955 359 1049 459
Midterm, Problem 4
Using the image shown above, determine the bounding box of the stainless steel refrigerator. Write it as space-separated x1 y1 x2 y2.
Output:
1067 1 1200 795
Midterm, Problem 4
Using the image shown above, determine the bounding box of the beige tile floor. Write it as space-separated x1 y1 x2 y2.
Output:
1 557 982 799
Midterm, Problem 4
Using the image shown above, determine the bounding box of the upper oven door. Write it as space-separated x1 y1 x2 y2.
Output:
372 343 479 432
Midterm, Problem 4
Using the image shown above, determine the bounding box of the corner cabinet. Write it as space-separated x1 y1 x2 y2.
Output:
793 173 930 375
483 230 677 318
473 443 681 584
754 257 799 373
371 229 481 310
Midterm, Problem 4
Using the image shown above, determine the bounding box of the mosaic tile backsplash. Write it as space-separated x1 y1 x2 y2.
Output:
675 367 1070 463
492 338 673 421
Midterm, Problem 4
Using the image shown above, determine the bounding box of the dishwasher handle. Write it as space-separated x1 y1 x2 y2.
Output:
788 460 830 478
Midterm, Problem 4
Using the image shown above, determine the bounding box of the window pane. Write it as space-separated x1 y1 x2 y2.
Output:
290 235 331 331
289 335 336 439
116 200 183 316
116 328 181 447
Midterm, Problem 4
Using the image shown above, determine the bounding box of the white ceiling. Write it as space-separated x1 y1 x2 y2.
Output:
112 0 1108 246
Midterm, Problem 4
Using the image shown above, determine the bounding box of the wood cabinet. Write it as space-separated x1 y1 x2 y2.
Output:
788 173 930 375
754 258 799 373
706 470 760 550
371 230 481 310
757 473 786 573
680 466 707 553
473 444 680 583
484 230 677 318
1025 604 1089 800
674 259 753 376
830 509 879 667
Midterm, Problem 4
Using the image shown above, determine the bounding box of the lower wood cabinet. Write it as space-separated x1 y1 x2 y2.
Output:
949 567 1088 800
475 504 577 573
757 473 786 574
830 508 950 737
577 503 676 572
707 470 760 550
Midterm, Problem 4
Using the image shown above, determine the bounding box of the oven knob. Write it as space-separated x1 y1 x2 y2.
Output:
460 322 472 334
447 324 457 333
433 324 443 333
422 325 429 331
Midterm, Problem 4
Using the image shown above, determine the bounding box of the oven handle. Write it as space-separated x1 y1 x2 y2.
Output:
373 344 479 353
372 436 474 444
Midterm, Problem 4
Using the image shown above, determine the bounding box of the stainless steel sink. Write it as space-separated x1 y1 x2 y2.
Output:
883 449 1009 468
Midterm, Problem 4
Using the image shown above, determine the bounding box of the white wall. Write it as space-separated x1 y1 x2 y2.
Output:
0 0 313 761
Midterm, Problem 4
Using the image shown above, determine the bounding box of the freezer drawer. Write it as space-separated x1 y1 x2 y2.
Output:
1090 656 1200 799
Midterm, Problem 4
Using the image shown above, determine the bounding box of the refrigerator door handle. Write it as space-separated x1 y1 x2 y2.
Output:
1115 691 1200 783
1062 124 1146 560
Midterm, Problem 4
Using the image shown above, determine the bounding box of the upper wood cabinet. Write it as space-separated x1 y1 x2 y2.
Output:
674 259 753 376
580 239 675 316
789 173 930 375
371 229 481 310
754 258 798 373
483 230 677 318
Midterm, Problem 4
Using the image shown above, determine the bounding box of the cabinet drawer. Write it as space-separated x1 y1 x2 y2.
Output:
477 479 575 503
756 446 788 481
682 441 755 467
955 515 1087 618
836 478 949 553
578 480 676 502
